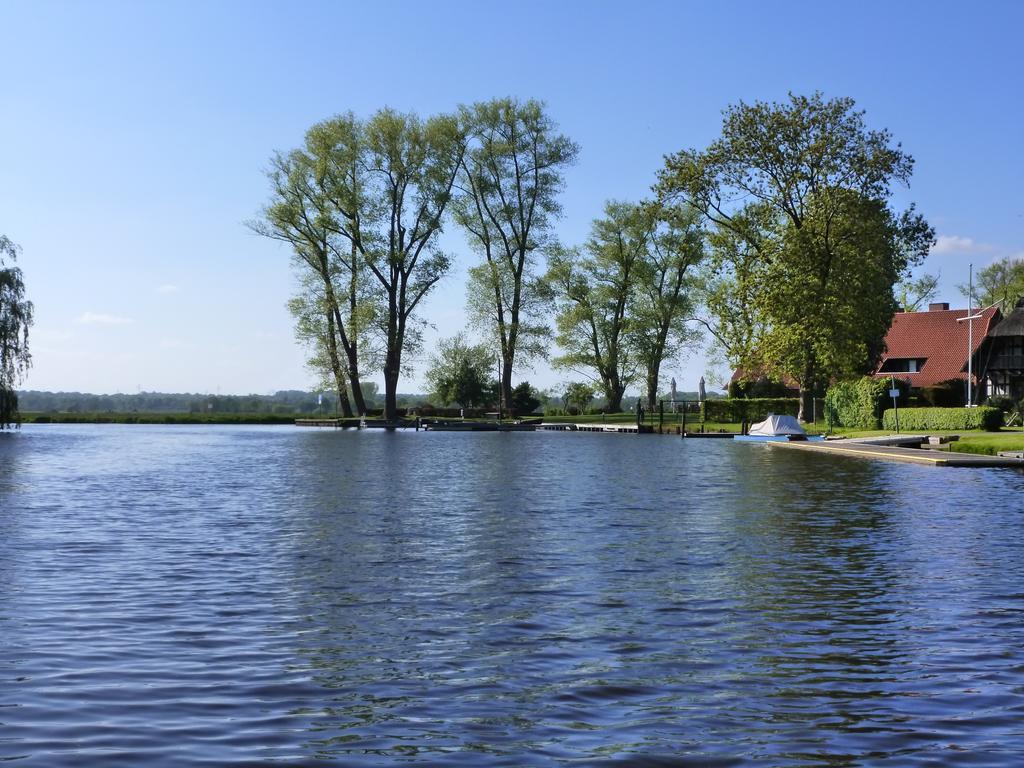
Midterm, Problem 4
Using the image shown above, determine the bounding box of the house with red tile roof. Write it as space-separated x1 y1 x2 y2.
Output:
730 302 1010 402
871 302 1001 394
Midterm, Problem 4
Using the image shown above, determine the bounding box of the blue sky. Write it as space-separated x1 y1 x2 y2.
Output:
3 0 1022 395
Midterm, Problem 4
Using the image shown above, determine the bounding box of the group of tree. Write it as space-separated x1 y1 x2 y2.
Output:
262 93 939 422
251 109 465 420
15 387 405 416
656 92 934 420
546 201 703 412
0 235 33 429
260 98 709 420
253 98 582 421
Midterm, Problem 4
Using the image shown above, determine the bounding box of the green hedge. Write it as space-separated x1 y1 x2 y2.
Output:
824 377 909 429
881 406 1003 432
701 398 798 423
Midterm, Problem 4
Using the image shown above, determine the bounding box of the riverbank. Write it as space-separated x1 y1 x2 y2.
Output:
20 411 1024 455
22 411 298 425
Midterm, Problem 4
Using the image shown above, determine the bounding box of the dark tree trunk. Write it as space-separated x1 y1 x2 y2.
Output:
607 384 625 414
324 309 354 418
383 362 400 422
347 364 367 416
501 359 514 417
798 355 816 423
798 386 814 424
646 360 660 410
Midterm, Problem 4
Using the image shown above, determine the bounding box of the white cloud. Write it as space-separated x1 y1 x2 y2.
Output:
930 235 996 255
159 338 185 349
75 311 134 325
157 284 179 294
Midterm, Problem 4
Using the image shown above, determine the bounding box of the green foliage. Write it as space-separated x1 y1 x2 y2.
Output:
252 113 384 416
547 201 652 412
920 378 966 407
657 93 934 419
509 381 542 415
546 199 708 413
986 396 1018 413
701 398 799 423
562 381 598 413
692 210 771 376
0 236 33 429
960 256 1024 311
897 272 940 312
454 98 577 407
628 203 704 408
882 406 1003 432
424 334 497 408
17 389 359 415
728 377 793 398
260 108 468 420
824 376 909 429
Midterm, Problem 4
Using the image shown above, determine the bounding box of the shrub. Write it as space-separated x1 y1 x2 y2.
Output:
921 378 966 407
510 382 542 415
986 396 1017 413
728 377 794 398
881 406 1003 432
701 398 798 423
824 376 910 429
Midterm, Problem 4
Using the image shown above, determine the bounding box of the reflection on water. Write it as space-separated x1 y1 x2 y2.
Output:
2 425 1024 765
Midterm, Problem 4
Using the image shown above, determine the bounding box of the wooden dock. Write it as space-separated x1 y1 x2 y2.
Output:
768 439 1024 467
536 423 645 433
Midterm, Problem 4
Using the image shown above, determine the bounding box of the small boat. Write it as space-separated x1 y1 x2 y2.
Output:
734 414 824 442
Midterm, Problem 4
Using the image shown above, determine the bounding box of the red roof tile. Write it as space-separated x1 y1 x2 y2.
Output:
872 306 1000 388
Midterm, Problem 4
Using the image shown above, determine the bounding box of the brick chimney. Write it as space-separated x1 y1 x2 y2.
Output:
928 302 950 311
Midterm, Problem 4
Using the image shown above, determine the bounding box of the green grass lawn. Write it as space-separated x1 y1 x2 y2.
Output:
946 430 1024 455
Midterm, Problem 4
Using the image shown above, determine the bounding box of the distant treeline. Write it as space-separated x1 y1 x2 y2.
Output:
17 389 431 416
18 388 719 417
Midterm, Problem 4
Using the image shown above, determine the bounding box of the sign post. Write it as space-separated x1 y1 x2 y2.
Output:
889 376 900 434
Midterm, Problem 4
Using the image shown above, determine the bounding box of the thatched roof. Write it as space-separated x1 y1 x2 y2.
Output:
989 299 1024 337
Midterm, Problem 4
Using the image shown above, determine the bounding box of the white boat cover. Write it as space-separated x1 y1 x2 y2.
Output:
748 414 806 437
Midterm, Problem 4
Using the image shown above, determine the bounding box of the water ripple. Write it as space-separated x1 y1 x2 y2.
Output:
2 425 1024 765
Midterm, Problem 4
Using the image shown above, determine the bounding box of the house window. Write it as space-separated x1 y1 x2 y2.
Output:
879 358 927 373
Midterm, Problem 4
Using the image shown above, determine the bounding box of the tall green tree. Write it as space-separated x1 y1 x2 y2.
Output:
547 202 650 412
657 92 933 420
0 236 33 429
453 98 578 413
266 109 467 421
562 380 597 413
628 204 704 408
355 110 467 420
252 125 374 416
756 190 932 410
960 257 1024 311
693 211 771 379
284 271 378 410
424 333 496 409
897 271 941 312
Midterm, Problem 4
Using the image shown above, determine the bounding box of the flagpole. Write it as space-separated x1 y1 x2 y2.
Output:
968 264 973 407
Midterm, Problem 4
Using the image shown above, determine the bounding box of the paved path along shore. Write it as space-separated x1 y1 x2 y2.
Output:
769 439 1024 468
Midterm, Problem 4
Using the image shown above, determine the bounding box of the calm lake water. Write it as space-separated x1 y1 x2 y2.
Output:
2 425 1024 766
